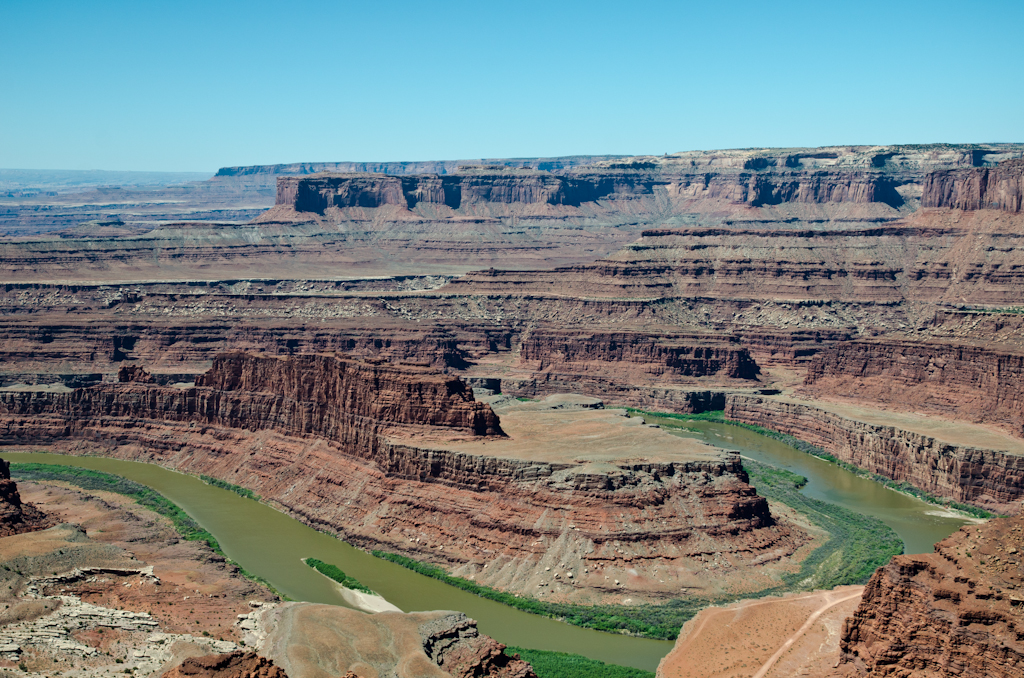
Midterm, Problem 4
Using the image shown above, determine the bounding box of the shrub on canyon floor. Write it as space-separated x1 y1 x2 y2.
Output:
199 474 259 501
504 647 654 678
304 557 374 594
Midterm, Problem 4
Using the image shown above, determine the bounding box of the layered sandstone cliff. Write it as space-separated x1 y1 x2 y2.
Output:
804 339 1024 436
922 158 1024 212
723 395 1024 513
839 516 1024 676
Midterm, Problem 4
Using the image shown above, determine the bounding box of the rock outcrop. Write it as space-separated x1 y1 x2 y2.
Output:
839 515 1024 676
804 339 1024 436
162 652 287 678
260 604 536 678
419 613 536 678
0 458 52 537
118 364 155 383
519 329 759 380
922 158 1024 212
723 395 1024 513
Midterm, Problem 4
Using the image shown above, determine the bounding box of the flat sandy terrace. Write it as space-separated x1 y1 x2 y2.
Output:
774 394 1024 456
413 394 729 465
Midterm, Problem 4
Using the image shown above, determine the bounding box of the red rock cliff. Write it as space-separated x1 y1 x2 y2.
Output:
839 516 1024 676
195 352 502 436
0 354 805 603
922 158 1024 212
805 339 1024 436
519 329 760 380
723 395 1024 513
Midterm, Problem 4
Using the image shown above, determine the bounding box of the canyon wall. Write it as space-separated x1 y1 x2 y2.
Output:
276 168 911 215
0 353 805 603
723 395 1024 513
839 516 1024 676
922 158 1024 212
804 339 1024 436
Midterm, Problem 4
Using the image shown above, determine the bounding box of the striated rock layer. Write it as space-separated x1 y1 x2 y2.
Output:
723 395 1024 513
804 339 1024 436
0 353 805 602
839 515 1024 676
922 158 1024 212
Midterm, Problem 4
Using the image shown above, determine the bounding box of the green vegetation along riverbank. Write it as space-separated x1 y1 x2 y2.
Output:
199 474 259 501
505 646 654 678
10 462 284 596
628 408 994 519
304 557 374 594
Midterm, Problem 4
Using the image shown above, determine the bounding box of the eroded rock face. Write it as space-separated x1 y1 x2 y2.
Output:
419 613 536 678
0 458 52 537
162 651 287 678
117 364 155 383
723 395 1024 513
804 339 1024 436
195 352 503 436
922 158 1024 212
260 604 535 678
839 516 1024 676
518 329 760 380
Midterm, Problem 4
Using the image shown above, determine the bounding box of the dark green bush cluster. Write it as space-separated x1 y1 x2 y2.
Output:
10 462 283 596
743 460 903 588
199 474 259 501
304 557 374 594
370 550 689 639
504 646 654 678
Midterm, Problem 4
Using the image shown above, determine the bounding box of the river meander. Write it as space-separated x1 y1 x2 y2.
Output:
3 423 974 671
644 417 974 555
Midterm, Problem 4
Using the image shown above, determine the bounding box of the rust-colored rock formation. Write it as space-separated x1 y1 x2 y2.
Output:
804 339 1024 436
162 651 287 678
839 515 1024 676
0 354 805 602
118 363 155 383
0 457 53 537
723 395 1024 513
922 158 1024 212
194 352 503 436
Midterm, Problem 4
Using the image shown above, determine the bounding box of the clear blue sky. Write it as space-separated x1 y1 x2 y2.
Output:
2 0 1021 172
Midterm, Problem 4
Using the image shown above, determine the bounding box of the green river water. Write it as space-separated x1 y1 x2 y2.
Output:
3 424 973 671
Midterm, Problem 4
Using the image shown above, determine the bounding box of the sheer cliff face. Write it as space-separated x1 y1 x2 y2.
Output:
804 340 1024 436
723 395 1024 513
276 169 909 215
922 158 1024 212
448 214 1024 306
0 457 53 537
194 352 502 436
840 516 1024 676
0 353 808 603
